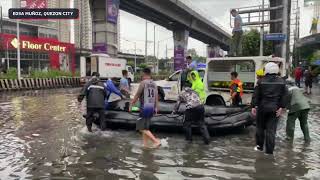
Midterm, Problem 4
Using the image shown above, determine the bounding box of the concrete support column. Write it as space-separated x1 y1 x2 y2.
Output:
207 45 223 58
173 29 189 71
90 0 119 57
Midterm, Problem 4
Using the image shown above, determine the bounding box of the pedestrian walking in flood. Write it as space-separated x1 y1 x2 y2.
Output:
286 81 311 142
251 62 288 155
130 68 161 148
230 9 243 56
304 66 313 95
294 66 303 88
172 87 210 144
228 72 243 106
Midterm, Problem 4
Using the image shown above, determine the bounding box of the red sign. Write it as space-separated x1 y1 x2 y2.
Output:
0 33 76 73
21 0 47 8
0 33 74 53
105 63 121 67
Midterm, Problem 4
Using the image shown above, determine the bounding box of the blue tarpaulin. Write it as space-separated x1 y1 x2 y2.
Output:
312 60 320 65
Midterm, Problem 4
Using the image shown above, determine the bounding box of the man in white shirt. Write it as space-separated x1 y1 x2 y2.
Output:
230 9 243 56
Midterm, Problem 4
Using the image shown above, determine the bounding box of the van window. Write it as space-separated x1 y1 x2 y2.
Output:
169 71 180 81
127 66 133 74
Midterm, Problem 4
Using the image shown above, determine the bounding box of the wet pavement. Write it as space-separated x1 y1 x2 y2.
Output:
0 87 319 180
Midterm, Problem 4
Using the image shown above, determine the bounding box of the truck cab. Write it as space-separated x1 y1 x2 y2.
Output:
203 56 286 105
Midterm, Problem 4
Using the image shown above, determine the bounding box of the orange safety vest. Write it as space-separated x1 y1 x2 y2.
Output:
230 79 243 97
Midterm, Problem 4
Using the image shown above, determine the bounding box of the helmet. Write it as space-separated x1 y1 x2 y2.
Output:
264 62 279 75
256 69 264 76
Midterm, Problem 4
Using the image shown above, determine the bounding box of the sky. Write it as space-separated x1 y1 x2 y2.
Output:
0 0 315 58
119 0 314 58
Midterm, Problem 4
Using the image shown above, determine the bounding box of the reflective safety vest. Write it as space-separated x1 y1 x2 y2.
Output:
230 79 243 97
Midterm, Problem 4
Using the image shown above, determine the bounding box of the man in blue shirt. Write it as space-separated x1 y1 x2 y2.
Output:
230 9 243 56
119 70 130 98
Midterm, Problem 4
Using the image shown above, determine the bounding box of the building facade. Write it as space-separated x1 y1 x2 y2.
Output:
0 19 75 74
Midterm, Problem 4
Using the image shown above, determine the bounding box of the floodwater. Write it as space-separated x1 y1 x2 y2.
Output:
0 88 319 180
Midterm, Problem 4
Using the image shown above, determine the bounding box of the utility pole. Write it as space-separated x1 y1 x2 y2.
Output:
166 44 168 59
259 0 264 56
282 0 289 63
153 25 156 73
17 20 21 80
145 20 148 61
134 42 137 72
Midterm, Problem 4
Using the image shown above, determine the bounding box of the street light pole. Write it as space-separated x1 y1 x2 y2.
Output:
153 25 156 73
6 41 9 70
259 0 264 56
134 42 137 73
17 20 21 80
145 20 148 61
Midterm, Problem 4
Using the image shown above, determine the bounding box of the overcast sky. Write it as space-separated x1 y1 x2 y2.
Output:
0 0 315 58
120 0 314 58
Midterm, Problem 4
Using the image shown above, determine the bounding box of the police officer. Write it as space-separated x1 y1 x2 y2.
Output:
251 62 287 155
286 82 311 142
78 72 122 132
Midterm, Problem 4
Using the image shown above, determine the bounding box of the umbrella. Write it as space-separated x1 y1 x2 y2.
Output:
312 60 320 66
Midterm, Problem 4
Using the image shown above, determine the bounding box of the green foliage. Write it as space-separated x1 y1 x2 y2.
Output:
242 29 273 56
0 68 17 79
138 63 148 69
187 48 206 63
0 68 79 79
30 69 75 78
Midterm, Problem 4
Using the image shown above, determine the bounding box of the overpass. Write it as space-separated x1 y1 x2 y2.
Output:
90 0 231 70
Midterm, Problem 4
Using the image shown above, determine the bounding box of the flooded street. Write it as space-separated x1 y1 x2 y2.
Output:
0 88 319 180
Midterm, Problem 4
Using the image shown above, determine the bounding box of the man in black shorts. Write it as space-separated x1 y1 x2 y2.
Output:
130 68 161 148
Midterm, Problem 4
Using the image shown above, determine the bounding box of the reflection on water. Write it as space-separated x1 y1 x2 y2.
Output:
0 89 319 179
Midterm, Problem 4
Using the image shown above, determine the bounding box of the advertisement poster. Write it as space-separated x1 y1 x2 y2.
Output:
93 43 107 53
174 48 185 71
173 30 189 71
107 0 120 24
304 0 320 6
21 0 47 8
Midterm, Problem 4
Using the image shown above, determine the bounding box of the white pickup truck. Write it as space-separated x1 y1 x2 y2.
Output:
132 56 286 106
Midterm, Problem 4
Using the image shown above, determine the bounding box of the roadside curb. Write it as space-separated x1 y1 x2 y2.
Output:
0 77 81 91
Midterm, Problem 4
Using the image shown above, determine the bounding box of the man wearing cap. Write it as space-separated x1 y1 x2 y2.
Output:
286 82 311 142
251 62 288 155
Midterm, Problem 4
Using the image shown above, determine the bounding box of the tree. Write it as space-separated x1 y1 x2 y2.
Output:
242 29 273 56
187 48 206 63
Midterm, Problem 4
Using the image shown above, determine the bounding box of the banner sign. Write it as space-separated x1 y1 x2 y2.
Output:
173 30 189 71
21 0 47 8
93 43 107 53
304 0 320 6
107 0 119 24
0 33 74 53
174 48 185 71
264 33 286 41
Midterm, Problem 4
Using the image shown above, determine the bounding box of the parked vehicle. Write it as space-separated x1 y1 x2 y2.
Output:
80 53 134 84
204 56 286 105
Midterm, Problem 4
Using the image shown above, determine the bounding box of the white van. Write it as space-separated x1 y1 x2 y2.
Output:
203 56 286 105
80 53 134 84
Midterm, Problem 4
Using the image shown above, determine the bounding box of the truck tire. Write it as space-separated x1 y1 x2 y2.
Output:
205 95 226 106
157 86 165 101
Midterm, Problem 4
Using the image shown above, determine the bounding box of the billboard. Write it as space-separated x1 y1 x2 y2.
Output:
107 0 120 24
21 0 47 8
304 0 320 6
